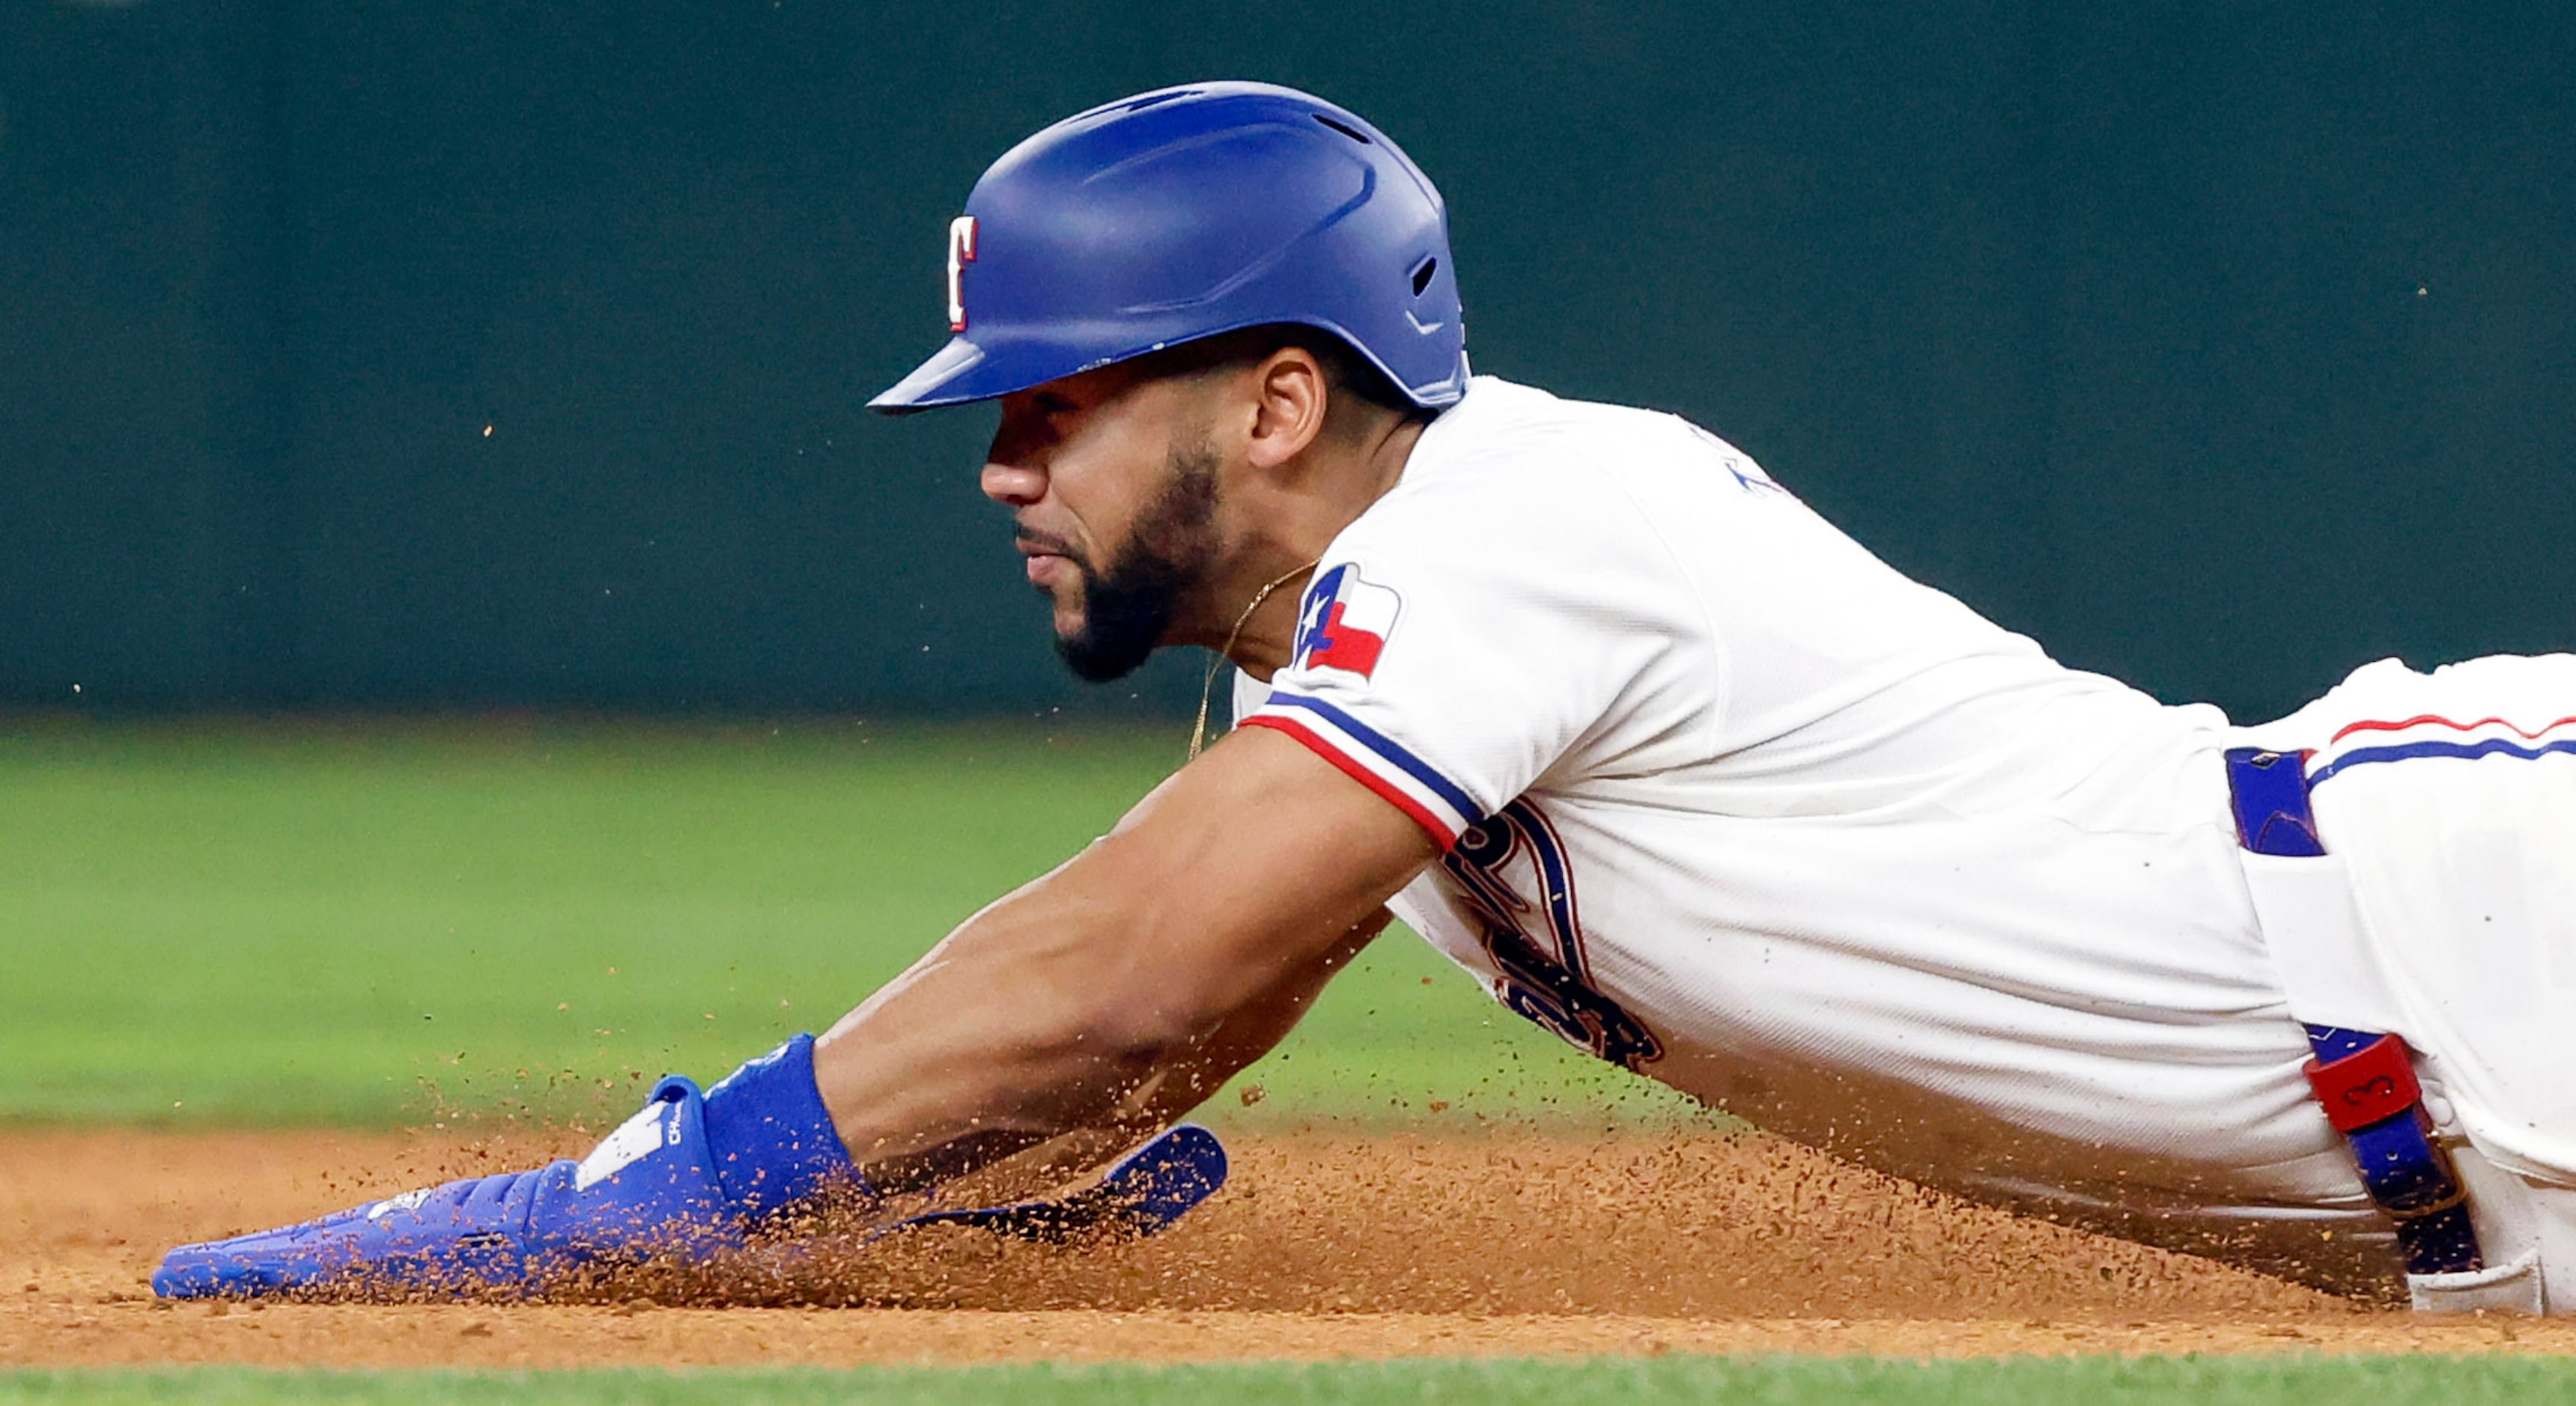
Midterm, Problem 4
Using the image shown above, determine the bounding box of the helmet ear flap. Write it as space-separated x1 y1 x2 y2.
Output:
870 82 1468 415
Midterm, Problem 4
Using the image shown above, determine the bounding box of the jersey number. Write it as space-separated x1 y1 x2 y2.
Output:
1442 799 1663 1072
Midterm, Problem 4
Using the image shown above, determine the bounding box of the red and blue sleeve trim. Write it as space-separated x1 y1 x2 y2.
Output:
1241 690 1483 849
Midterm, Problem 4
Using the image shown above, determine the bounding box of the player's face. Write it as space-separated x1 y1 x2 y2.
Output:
983 365 1227 682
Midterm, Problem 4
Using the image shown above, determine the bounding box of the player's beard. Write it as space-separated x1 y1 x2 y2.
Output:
1048 436 1221 684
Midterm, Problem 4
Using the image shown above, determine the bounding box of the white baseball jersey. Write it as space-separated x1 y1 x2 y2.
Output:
1233 375 2386 1280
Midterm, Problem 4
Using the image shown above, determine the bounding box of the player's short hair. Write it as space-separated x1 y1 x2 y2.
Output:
1129 324 1430 433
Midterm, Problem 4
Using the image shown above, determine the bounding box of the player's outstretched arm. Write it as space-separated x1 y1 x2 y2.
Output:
149 725 1423 1300
810 724 1436 1190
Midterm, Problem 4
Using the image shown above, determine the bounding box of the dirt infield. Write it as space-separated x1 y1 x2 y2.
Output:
4 1127 2572 1366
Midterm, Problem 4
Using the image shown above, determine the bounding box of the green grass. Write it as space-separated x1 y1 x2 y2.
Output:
7 1357 2576 1405
0 716 1700 1130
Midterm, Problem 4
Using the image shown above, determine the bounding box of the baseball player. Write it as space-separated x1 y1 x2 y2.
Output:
158 82 2575 1312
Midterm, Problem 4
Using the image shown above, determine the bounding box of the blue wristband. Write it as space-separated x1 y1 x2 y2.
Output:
699 1033 867 1218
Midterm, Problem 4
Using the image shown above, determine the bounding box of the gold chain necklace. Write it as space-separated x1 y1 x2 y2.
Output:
1187 559 1319 760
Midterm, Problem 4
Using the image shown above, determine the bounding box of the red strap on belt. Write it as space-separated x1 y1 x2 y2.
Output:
2302 1032 2422 1133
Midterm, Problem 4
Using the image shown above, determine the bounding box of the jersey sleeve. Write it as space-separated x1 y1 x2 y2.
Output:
1239 463 1703 849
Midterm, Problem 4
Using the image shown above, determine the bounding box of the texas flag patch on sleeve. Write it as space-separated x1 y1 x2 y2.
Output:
1292 564 1402 680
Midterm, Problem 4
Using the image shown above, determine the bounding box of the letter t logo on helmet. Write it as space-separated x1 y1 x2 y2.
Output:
871 81 1467 414
946 216 977 332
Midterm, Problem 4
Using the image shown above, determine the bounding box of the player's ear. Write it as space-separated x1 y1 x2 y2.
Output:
1242 347 1329 472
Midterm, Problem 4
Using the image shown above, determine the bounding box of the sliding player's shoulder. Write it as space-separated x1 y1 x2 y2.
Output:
1337 390 1638 568
1372 377 1790 547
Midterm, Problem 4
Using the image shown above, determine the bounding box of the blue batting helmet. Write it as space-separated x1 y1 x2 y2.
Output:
869 82 1467 413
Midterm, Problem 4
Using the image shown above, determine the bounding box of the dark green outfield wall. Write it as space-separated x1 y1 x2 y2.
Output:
4 3 2573 719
